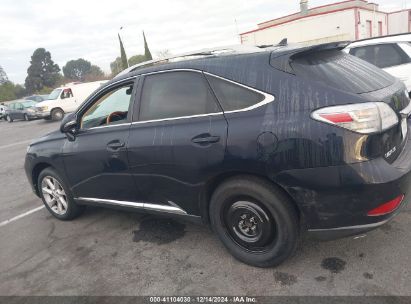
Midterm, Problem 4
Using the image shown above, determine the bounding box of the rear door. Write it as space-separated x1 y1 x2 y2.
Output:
127 70 228 215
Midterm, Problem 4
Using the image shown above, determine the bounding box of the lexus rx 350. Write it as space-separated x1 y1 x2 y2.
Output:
25 42 411 267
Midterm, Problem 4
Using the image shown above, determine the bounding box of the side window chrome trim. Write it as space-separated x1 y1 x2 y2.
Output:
87 122 132 130
133 69 275 124
132 112 224 125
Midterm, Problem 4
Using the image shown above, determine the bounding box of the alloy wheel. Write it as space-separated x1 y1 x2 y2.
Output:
41 176 68 215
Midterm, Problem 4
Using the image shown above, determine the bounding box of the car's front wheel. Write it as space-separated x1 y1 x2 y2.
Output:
51 108 64 121
24 114 29 121
38 168 84 220
6 115 13 123
210 176 299 267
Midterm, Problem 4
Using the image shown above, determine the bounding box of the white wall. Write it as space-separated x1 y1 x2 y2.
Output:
388 11 409 34
241 9 356 46
357 9 387 39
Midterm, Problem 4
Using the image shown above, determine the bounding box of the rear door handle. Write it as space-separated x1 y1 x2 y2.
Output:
192 135 220 144
107 141 125 151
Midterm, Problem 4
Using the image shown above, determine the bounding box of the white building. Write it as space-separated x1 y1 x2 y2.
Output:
240 0 411 46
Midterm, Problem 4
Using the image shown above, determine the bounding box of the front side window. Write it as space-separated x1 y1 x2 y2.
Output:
205 75 265 111
80 83 133 129
61 88 73 99
139 71 220 121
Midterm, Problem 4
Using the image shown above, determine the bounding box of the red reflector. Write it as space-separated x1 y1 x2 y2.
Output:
367 194 404 216
319 113 353 123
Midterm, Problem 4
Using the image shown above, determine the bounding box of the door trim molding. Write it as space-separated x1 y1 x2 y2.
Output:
77 197 187 215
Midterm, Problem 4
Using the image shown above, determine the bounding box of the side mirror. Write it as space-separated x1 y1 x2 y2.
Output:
60 113 78 141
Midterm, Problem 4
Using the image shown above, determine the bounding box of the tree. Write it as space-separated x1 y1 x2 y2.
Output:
0 82 25 102
83 65 105 82
63 58 92 81
118 34 128 70
143 31 153 61
25 48 60 93
156 49 171 59
0 82 16 101
128 54 146 66
0 65 8 85
110 57 123 76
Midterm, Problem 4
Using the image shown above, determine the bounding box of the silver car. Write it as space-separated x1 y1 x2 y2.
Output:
5 100 38 122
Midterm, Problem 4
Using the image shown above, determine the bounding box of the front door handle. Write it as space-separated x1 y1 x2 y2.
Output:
107 140 125 151
192 135 220 144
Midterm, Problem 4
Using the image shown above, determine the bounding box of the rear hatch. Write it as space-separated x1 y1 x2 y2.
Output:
270 42 411 162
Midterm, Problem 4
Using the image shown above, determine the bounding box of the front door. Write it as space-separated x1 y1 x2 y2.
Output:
127 71 228 215
62 78 139 202
15 103 24 119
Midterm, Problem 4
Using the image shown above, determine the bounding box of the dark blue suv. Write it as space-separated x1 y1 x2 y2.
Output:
25 42 411 267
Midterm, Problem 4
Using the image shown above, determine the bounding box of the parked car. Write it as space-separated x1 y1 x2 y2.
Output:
25 42 411 267
5 100 38 122
25 95 49 102
0 103 7 120
345 33 411 96
34 81 107 121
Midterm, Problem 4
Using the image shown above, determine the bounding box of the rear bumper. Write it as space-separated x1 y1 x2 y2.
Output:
307 202 407 240
277 120 411 240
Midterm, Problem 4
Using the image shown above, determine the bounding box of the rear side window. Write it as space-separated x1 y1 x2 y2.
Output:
350 44 410 68
206 75 265 111
291 50 394 94
139 71 220 121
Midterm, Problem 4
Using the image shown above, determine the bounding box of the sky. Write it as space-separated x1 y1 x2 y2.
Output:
1 0 410 84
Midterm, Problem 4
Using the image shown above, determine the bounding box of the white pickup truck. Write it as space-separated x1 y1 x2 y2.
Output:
35 81 107 120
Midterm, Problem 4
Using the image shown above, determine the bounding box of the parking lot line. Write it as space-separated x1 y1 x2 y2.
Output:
0 139 32 150
0 205 44 227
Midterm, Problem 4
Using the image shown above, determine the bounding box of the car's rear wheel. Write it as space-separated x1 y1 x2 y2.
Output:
51 108 64 121
38 168 84 220
6 115 13 123
210 176 299 267
24 114 29 121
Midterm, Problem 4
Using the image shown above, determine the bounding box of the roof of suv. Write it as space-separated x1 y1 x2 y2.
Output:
347 33 411 48
112 41 350 84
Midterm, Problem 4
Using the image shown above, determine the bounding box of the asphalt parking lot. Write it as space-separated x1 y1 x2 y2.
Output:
0 118 410 296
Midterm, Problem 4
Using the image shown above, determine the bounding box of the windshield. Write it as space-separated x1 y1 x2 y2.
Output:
48 89 62 100
22 101 37 108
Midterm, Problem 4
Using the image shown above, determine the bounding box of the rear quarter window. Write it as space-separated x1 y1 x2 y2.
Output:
205 75 265 111
291 50 394 94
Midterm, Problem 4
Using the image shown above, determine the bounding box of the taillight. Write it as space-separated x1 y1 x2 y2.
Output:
311 102 398 134
367 194 404 216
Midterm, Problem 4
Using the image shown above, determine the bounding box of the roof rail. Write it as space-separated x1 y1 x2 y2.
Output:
114 45 263 78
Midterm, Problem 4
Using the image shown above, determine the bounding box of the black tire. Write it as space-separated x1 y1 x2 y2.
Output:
37 167 84 220
6 115 13 123
210 176 299 267
24 114 29 121
51 108 64 121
